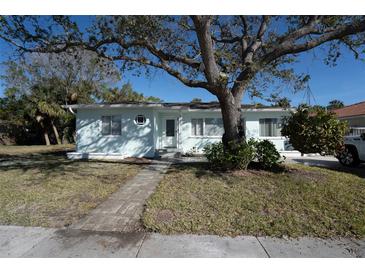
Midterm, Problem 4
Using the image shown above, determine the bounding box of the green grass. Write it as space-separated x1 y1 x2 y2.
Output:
143 163 365 238
0 144 75 156
0 145 140 228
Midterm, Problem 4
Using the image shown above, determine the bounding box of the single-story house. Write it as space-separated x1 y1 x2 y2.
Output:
333 101 365 136
66 102 296 159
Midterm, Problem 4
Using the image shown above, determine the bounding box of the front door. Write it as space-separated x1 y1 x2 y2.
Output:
163 118 177 148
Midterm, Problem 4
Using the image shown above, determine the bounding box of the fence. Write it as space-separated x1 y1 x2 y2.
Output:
348 127 365 136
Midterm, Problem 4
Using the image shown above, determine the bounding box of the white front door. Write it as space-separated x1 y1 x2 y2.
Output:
162 118 177 148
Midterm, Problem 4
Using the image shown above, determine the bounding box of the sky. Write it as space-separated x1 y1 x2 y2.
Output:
0 16 364 107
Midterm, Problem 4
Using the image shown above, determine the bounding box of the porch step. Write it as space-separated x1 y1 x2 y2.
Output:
155 149 181 159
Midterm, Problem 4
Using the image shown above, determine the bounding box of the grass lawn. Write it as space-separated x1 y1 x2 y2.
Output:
143 163 365 238
0 144 75 156
0 145 141 228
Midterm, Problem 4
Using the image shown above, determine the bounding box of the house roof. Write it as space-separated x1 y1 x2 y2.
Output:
333 101 365 118
64 101 293 112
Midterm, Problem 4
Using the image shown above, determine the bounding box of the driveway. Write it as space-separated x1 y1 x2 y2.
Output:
286 155 365 178
0 225 364 258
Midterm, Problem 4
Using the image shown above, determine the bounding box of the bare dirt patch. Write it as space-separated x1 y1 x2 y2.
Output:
155 209 175 223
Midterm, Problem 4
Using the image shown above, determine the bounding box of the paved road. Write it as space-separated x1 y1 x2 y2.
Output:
0 225 364 258
286 155 365 178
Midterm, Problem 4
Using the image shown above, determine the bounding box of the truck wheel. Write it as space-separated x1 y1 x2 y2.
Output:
338 147 360 167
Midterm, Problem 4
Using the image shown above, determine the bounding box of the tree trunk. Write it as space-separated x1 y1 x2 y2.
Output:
218 91 244 148
51 120 62 145
36 114 51 146
43 129 51 146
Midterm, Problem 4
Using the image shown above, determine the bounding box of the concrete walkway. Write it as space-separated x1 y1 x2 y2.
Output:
0 225 364 258
71 160 171 232
286 155 365 178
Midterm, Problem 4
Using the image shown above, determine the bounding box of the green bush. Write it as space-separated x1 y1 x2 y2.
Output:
203 142 226 169
255 139 282 169
281 107 348 155
204 139 283 171
204 139 256 170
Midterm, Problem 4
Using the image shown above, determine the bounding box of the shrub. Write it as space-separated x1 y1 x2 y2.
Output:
203 142 226 169
255 139 282 169
281 107 348 155
204 139 256 170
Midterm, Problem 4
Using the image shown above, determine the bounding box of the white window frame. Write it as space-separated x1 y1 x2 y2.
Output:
135 114 146 125
204 117 224 137
191 118 204 136
101 115 122 136
190 117 225 138
259 118 282 137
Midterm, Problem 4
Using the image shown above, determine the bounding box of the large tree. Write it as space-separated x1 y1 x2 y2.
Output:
1 49 120 145
101 82 161 103
327 99 345 110
1 16 365 147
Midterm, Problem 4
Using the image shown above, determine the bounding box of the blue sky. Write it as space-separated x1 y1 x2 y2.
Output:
0 16 364 107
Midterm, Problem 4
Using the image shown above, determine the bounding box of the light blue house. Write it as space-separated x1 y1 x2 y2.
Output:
66 102 295 159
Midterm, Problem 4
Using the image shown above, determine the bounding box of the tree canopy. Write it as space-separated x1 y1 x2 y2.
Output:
0 50 157 145
1 16 364 146
327 99 345 110
101 82 161 103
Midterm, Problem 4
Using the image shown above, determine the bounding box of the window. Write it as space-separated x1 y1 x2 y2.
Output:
191 118 203 136
259 118 281 137
135 115 146 125
205 118 224 136
111 116 121 135
101 115 121 136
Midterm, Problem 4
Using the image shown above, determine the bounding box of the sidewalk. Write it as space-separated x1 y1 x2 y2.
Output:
0 225 363 258
71 160 171 232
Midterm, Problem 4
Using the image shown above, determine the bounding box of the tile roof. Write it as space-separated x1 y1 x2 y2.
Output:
333 101 365 118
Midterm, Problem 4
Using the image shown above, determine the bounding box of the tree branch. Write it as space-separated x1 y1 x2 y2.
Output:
262 18 365 64
277 16 320 44
239 16 249 36
97 53 211 90
241 16 270 64
191 15 221 87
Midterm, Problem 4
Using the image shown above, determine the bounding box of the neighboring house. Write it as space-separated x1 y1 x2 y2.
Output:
333 101 365 136
66 102 295 159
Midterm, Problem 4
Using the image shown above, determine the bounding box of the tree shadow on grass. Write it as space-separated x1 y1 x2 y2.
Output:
0 149 145 181
168 161 289 181
168 162 222 179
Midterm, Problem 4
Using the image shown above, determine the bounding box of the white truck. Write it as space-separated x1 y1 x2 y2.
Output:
337 133 365 167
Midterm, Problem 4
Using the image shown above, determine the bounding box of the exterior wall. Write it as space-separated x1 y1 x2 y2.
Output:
75 106 293 158
244 110 291 151
179 110 222 153
76 108 155 158
176 109 292 153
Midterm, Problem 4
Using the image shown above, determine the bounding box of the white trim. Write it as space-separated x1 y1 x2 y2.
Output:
188 136 221 139
67 152 128 160
258 136 286 140
134 114 147 125
67 103 163 109
101 115 122 136
190 117 225 138
243 108 293 112
65 103 294 112
161 116 178 148
190 118 204 137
